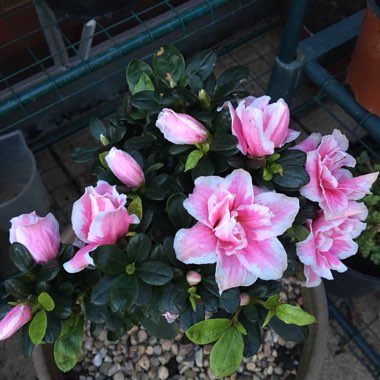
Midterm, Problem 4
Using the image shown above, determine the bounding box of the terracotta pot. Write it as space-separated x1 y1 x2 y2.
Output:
347 0 380 116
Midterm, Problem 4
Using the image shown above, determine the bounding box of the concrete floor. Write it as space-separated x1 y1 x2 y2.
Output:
1 25 379 380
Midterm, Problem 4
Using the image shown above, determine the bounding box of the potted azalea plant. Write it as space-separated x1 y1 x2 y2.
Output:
0 45 378 379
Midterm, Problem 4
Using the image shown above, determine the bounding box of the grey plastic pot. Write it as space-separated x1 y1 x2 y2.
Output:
32 282 328 380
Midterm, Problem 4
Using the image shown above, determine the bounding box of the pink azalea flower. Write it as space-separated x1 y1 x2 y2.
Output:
0 304 32 341
156 108 208 145
296 201 368 287
227 96 299 157
105 147 145 188
162 311 179 324
9 212 60 264
174 169 299 293
295 129 379 219
64 180 139 273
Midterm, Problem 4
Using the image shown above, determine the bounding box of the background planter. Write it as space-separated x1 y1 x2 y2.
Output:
347 0 380 116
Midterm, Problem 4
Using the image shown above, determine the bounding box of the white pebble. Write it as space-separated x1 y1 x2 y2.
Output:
158 366 169 380
92 353 103 367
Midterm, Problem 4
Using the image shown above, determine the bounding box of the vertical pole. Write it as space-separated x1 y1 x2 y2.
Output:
267 0 310 103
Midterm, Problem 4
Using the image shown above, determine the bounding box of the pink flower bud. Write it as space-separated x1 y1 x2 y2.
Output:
105 147 145 188
162 311 179 324
0 304 32 341
186 271 202 286
227 96 299 157
9 212 60 264
156 108 207 145
239 293 250 306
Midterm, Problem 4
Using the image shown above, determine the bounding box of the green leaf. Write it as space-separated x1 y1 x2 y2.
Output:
240 314 261 357
185 50 217 81
152 45 185 85
89 118 107 143
234 321 247 335
137 261 173 285
248 280 281 299
126 59 155 93
144 185 166 201
9 243 33 272
210 327 244 377
4 278 32 298
37 259 60 282
110 274 139 312
210 134 238 152
93 245 127 274
273 165 310 191
70 146 99 163
142 316 179 339
44 314 61 343
29 309 47 345
287 225 310 242
214 66 249 99
220 288 240 314
131 72 155 95
21 324 34 358
186 318 232 344
168 144 192 155
127 196 143 222
277 149 306 167
166 193 192 229
38 292 55 312
269 316 308 342
91 276 116 305
185 150 204 171
262 309 275 328
83 296 109 323
54 313 84 372
264 294 280 309
192 157 215 179
126 233 152 264
275 304 316 326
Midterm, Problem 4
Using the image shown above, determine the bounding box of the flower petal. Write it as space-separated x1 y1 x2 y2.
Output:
238 237 288 280
224 169 254 207
0 304 32 341
215 253 258 294
174 223 217 264
293 133 322 153
63 243 98 273
303 265 322 288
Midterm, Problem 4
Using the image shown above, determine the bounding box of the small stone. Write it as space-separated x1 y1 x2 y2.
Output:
124 361 134 375
195 349 203 367
203 345 212 355
267 366 273 375
151 357 161 367
153 345 162 356
108 364 121 377
158 352 171 365
99 362 112 375
267 355 275 362
257 352 265 361
92 353 103 367
247 362 256 371
80 376 86 380
179 344 193 357
278 337 286 346
184 369 197 378
161 339 172 352
100 347 108 358
146 346 154 355
84 339 93 351
138 330 148 343
148 368 158 378
113 372 125 380
171 344 179 356
274 367 283 375
113 355 123 363
263 342 271 356
138 355 150 371
104 355 113 363
148 336 158 345
158 366 169 380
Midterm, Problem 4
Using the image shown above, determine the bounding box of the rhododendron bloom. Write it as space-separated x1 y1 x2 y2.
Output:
9 212 60 264
296 129 379 219
0 304 32 340
296 201 368 287
156 108 207 145
162 311 179 324
105 147 145 188
174 169 299 293
64 180 139 273
227 96 299 157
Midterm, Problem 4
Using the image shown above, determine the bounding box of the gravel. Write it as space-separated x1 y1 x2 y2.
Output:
68 280 303 379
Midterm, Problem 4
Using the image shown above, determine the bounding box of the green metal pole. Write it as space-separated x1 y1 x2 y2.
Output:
305 60 380 143
0 0 230 117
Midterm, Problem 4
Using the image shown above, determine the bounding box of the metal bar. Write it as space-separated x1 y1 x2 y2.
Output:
304 60 380 143
33 0 69 67
328 299 380 371
0 0 230 117
278 0 310 63
78 20 97 61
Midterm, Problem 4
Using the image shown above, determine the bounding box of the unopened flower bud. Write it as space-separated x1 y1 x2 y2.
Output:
239 293 250 306
186 271 202 286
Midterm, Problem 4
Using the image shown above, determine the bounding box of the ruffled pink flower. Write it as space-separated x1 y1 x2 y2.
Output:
295 129 379 219
296 201 368 287
105 147 145 188
0 304 32 341
156 108 207 145
162 311 179 324
174 169 299 293
9 212 60 264
64 180 139 273
227 96 299 157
